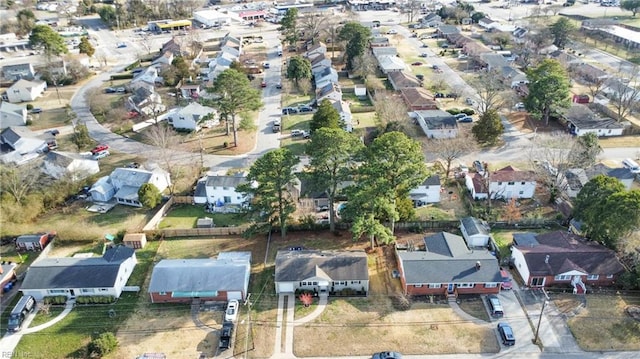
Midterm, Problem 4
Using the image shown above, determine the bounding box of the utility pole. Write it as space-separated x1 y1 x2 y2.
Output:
243 293 252 359
533 300 548 345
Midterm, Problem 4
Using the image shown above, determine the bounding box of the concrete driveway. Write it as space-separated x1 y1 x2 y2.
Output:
494 289 539 353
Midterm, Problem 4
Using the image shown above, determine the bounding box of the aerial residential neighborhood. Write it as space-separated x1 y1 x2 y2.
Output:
0 0 639 359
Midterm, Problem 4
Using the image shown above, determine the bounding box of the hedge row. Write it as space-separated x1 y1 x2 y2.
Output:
76 295 116 304
110 73 134 80
43 295 67 305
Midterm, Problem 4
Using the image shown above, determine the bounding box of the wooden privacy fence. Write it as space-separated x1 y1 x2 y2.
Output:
142 197 174 231
156 226 249 237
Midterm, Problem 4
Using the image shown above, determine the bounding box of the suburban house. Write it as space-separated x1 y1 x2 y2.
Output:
208 48 239 80
20 245 137 300
331 100 353 133
178 83 202 100
42 151 100 181
0 101 27 128
478 17 497 30
409 175 441 206
2 63 35 80
168 102 217 131
500 66 528 89
377 55 406 74
388 71 421 90
5 79 47 103
564 164 637 197
563 104 624 137
16 232 54 251
309 54 332 72
465 166 537 200
193 174 250 208
370 36 390 47
161 37 186 56
421 13 442 27
511 231 625 292
89 167 171 207
437 24 460 38
478 53 508 72
396 232 502 296
126 87 166 117
316 82 342 103
371 46 398 61
313 66 339 88
1 262 18 291
274 250 369 295
414 110 458 139
152 51 174 67
400 88 437 111
0 126 48 165
148 252 251 303
129 67 160 93
123 233 147 249
460 217 491 248
305 42 326 59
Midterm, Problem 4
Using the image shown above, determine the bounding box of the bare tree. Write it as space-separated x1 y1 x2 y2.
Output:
425 133 477 178
0 164 40 203
374 90 409 125
352 52 377 80
322 19 342 60
608 66 640 121
468 70 508 115
300 13 326 44
404 0 423 23
298 78 312 96
144 124 182 194
139 34 156 55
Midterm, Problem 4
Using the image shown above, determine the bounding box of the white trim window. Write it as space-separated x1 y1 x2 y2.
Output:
485 283 498 288
587 274 599 281
606 274 614 279
554 275 572 281
414 284 423 288
428 284 441 288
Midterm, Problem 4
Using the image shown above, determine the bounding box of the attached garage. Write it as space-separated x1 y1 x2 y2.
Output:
277 282 294 293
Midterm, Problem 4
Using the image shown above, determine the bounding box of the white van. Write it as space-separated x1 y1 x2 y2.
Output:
622 158 640 174
93 150 110 160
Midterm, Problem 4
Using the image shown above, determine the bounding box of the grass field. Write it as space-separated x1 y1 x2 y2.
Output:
566 295 640 351
414 205 457 220
158 204 245 229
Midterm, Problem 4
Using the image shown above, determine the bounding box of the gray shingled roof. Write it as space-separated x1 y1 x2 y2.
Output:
20 246 135 290
16 234 46 244
398 232 501 284
147 255 251 293
275 250 369 282
460 217 489 236
205 175 247 188
422 175 440 186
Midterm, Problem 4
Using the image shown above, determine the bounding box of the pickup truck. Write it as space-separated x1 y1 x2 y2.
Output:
219 322 234 350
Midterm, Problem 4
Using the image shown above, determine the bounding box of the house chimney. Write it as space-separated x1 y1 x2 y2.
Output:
475 261 481 270
545 255 550 264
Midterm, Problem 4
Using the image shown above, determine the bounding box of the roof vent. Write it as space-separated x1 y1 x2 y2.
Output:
545 255 550 264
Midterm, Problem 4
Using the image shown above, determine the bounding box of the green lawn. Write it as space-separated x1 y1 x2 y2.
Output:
158 204 246 229
352 112 377 129
16 293 140 359
29 108 69 130
414 205 456 220
282 93 314 108
281 138 308 156
283 113 313 131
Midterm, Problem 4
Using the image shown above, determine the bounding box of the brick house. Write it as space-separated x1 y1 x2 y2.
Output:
396 232 502 297
511 231 625 293
400 88 438 111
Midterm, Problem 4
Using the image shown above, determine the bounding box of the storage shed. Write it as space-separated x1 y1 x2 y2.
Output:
123 233 147 249
196 217 214 228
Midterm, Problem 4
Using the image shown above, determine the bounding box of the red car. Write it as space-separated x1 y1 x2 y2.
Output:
261 81 267 88
411 61 423 66
91 144 109 155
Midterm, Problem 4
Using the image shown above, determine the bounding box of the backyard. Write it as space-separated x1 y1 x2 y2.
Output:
158 204 246 229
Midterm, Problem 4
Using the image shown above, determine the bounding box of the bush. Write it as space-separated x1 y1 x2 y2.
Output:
447 108 460 115
43 295 67 305
124 60 140 71
88 332 118 357
76 295 116 304
26 104 33 110
461 108 475 115
110 73 134 80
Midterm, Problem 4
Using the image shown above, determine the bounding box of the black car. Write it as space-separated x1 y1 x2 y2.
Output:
445 93 458 98
434 92 445 98
282 107 298 115
298 106 313 113
416 74 424 81
497 323 515 346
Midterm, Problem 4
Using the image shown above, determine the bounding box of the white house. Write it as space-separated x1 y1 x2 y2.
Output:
501 66 528 89
168 102 217 131
0 126 47 165
2 63 35 81
130 67 160 93
409 175 441 205
414 110 459 139
193 174 250 207
304 43 327 59
20 245 137 300
460 216 491 247
42 151 100 181
127 87 165 117
152 51 174 67
89 167 171 207
331 100 353 133
563 104 624 137
316 83 342 103
378 56 406 74
313 67 339 88
6 79 47 103
309 54 332 72
465 166 537 200
0 101 27 128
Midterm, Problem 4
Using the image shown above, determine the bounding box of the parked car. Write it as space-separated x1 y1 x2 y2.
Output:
116 42 127 48
276 82 282 89
416 74 424 81
497 323 516 346
445 93 458 98
317 205 329 212
225 300 239 322
291 129 304 137
419 53 428 57
91 144 110 154
473 160 485 175
30 108 42 114
500 269 513 290
302 130 311 139
104 87 116 93
372 352 402 359
434 92 445 98
386 29 397 34
514 102 526 111
487 295 504 317
115 87 126 93
92 150 110 160
458 116 473 123
282 107 298 115
454 113 467 119
263 62 270 69
411 61 423 66
298 105 313 113
465 97 476 106
261 81 267 88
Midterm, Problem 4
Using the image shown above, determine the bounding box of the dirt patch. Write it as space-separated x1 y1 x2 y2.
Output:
506 112 565 134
